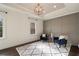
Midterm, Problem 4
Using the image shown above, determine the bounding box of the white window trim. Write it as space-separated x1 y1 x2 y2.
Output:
0 14 6 39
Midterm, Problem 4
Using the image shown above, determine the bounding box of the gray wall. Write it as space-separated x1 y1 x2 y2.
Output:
44 12 79 44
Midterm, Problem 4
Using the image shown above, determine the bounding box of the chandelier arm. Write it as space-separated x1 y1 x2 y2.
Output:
34 3 44 15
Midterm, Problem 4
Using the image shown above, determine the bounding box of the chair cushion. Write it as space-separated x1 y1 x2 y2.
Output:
59 35 65 40
57 39 67 45
42 34 46 37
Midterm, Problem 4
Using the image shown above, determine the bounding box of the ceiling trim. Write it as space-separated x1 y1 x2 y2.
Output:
43 3 79 20
0 4 41 19
0 3 79 21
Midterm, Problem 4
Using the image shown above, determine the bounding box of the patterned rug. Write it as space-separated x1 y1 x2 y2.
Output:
16 41 71 56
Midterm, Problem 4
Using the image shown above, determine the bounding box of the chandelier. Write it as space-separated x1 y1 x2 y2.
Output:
34 3 44 15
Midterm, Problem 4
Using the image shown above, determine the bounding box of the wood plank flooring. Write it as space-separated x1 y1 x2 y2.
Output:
0 48 19 56
0 40 40 56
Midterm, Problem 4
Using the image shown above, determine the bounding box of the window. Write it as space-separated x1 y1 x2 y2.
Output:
0 16 3 37
30 23 35 34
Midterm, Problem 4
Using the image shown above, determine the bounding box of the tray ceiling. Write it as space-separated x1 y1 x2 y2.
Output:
1 3 79 20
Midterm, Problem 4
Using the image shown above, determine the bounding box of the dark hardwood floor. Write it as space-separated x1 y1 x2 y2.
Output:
0 40 79 56
69 45 79 56
0 40 40 56
0 47 19 56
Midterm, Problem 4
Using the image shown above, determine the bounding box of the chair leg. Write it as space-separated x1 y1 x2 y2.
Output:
65 44 66 47
59 45 61 48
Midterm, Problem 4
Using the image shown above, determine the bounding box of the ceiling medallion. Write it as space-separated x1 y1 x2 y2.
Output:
34 3 44 15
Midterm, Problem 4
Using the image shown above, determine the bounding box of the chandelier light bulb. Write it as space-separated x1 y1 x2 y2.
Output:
34 3 44 15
